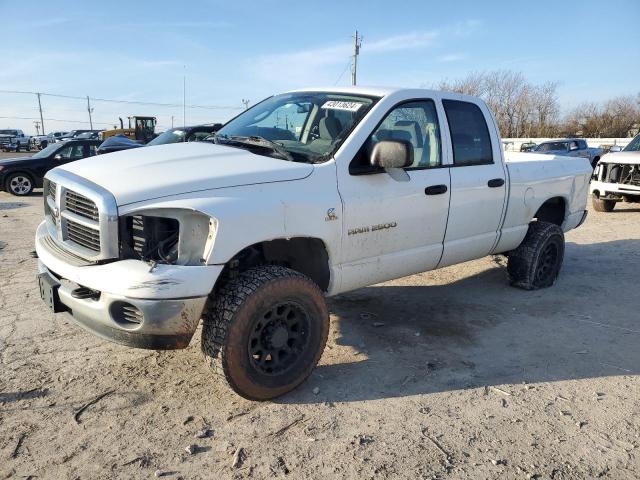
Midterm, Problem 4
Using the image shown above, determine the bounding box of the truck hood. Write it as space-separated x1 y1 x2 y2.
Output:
600 151 640 165
56 142 314 206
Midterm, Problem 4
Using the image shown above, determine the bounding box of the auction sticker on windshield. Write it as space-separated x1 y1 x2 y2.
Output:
321 101 363 112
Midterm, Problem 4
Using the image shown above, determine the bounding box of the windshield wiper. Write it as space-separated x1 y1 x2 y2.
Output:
213 134 294 162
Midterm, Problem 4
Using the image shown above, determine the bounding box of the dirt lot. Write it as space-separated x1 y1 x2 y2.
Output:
1 179 639 479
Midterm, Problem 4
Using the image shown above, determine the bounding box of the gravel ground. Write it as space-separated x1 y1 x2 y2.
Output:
0 177 639 479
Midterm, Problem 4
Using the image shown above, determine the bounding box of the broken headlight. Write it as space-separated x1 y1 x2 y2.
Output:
119 209 217 266
120 214 180 263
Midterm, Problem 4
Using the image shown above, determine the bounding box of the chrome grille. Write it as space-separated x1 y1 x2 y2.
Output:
48 180 57 201
65 190 99 221
66 219 101 252
43 170 118 261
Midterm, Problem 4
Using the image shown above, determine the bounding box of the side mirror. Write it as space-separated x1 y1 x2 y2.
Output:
609 145 622 153
54 154 62 161
370 140 413 170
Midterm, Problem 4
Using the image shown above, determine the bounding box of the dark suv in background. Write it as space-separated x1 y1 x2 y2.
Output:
0 139 100 195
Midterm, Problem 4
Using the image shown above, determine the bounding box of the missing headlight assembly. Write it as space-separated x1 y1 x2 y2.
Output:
120 209 217 266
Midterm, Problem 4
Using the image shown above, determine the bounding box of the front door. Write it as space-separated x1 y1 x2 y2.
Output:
337 99 451 292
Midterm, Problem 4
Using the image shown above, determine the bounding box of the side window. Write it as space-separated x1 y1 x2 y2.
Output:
442 100 493 166
88 144 98 156
57 144 85 160
371 100 442 169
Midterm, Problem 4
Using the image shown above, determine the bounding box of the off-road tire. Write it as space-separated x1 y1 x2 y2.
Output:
507 221 565 290
5 172 34 196
592 196 615 212
201 265 329 400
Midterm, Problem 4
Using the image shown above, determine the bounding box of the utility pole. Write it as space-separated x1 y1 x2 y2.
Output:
351 30 362 86
86 96 94 130
183 66 186 128
171 115 174 128
33 121 41 135
36 92 45 134
242 99 250 110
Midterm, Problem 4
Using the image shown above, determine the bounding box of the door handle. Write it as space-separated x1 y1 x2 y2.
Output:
488 178 505 188
425 184 448 195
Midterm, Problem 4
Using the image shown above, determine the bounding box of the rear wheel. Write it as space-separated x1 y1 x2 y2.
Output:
592 196 615 212
6 173 34 196
201 265 329 400
507 221 565 290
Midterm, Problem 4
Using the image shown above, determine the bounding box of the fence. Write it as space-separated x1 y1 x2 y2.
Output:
502 138 632 151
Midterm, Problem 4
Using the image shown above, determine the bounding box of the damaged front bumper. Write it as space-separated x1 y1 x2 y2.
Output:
35 221 223 350
590 179 640 199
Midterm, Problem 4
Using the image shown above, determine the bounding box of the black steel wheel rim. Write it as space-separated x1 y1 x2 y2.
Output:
534 242 558 285
248 302 310 375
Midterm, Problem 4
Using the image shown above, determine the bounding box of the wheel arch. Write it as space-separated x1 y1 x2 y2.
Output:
532 196 566 226
214 237 331 293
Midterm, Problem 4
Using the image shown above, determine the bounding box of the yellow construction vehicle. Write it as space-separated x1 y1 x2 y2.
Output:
100 116 157 143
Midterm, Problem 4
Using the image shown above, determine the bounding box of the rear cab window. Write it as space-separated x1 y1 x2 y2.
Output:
442 100 493 166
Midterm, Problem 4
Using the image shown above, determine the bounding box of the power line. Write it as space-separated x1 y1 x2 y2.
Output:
0 89 243 110
334 58 352 86
0 115 116 126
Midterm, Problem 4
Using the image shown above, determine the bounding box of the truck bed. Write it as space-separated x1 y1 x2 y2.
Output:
493 151 592 254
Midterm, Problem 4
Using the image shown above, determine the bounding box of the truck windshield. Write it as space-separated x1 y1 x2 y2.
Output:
623 135 640 152
214 92 377 163
0 130 18 135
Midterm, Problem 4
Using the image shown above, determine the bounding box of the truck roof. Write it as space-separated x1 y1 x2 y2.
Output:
286 85 474 99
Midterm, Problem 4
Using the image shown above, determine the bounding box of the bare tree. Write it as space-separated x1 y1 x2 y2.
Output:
438 70 560 137
564 96 640 137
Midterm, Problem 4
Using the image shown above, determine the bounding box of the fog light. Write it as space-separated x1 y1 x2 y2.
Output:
111 301 144 328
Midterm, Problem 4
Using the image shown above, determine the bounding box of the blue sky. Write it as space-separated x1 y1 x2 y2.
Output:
1 0 638 133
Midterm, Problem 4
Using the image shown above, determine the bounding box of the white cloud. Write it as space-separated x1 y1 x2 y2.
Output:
366 31 439 53
437 53 466 63
247 29 443 88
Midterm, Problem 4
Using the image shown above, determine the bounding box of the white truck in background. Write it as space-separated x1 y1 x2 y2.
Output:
35 87 592 400
590 133 640 211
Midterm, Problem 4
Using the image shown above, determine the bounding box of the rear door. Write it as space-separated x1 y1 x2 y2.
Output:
438 98 507 267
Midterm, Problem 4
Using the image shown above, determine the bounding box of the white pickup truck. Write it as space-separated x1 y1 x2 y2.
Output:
590 133 640 212
35 87 592 399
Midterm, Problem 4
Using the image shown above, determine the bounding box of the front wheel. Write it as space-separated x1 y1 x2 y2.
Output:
6 173 34 196
592 196 615 212
507 221 565 290
201 265 329 400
